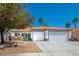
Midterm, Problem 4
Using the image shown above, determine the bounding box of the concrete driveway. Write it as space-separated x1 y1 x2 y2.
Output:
35 41 79 56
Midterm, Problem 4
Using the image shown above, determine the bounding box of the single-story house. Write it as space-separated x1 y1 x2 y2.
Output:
9 26 72 41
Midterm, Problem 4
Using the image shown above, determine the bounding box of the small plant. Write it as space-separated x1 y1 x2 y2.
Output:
14 44 18 47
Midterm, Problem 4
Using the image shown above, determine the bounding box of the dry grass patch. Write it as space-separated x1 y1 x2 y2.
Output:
0 41 42 54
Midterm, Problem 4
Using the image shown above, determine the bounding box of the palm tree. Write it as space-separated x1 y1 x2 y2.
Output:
30 16 35 27
28 16 35 27
72 18 78 28
65 22 71 28
44 23 48 26
38 18 43 26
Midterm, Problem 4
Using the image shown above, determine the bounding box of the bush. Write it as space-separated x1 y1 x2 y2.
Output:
14 44 18 47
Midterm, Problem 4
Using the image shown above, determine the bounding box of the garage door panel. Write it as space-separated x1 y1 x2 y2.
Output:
49 35 67 41
49 32 67 35
33 31 44 41
49 31 68 41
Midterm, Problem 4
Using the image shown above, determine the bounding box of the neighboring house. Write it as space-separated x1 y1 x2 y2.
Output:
71 28 79 41
9 26 72 41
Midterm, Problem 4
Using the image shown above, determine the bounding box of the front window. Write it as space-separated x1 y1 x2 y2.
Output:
22 33 25 37
15 33 20 37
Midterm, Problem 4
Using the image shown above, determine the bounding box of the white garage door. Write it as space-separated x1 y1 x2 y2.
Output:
32 31 44 41
49 31 68 41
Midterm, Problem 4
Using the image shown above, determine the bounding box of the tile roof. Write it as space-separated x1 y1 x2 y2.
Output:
32 26 72 31
72 28 79 31
10 26 72 32
10 27 32 33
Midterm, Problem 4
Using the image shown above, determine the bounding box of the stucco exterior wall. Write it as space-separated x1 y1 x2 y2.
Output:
10 29 71 41
68 31 72 39
45 30 49 40
10 32 15 37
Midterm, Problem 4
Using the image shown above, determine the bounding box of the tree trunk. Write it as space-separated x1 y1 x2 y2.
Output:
40 23 41 26
75 23 76 28
0 31 5 44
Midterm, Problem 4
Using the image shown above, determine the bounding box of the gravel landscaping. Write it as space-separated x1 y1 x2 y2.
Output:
0 41 42 55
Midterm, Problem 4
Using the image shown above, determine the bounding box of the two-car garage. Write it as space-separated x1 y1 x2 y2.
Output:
32 27 72 41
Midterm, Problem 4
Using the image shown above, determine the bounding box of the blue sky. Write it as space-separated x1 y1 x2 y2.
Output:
20 3 79 28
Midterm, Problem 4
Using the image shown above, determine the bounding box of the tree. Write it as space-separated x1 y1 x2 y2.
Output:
72 18 78 28
14 11 33 29
65 22 71 28
43 23 48 26
0 3 21 44
0 3 33 44
38 18 43 26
